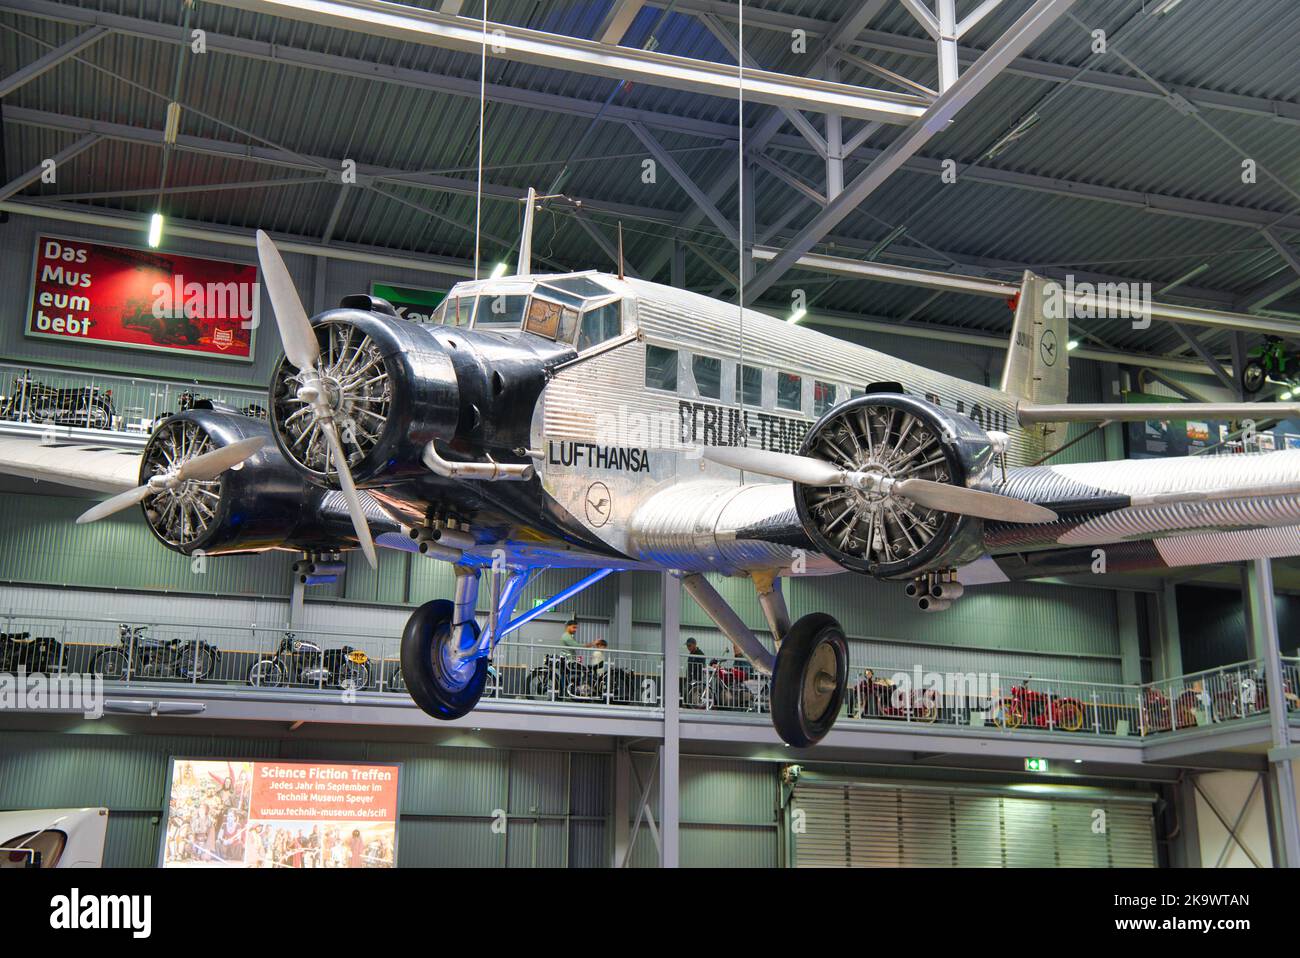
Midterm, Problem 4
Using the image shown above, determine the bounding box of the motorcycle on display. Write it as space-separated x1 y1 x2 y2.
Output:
851 674 938 723
684 659 765 711
1 370 116 430
247 633 371 690
0 632 64 674
151 391 264 428
993 677 1085 732
92 624 219 681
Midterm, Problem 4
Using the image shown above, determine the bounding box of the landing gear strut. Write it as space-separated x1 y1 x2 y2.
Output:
679 571 849 748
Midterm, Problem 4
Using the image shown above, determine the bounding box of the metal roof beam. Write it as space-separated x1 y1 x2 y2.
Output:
754 245 1300 338
743 0 1081 303
4 108 1274 318
1236 271 1300 313
10 0 1298 239
0 133 99 202
628 121 738 246
594 0 646 44
199 0 929 124
1172 325 1237 392
2 106 677 226
655 0 1300 126
0 24 107 98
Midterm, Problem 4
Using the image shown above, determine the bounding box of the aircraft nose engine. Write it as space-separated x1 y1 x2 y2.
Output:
269 311 461 486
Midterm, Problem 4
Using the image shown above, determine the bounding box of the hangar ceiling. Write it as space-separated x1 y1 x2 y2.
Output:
2 0 1299 371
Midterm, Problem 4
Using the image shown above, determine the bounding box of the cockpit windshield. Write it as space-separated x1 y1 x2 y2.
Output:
431 273 626 350
473 294 529 329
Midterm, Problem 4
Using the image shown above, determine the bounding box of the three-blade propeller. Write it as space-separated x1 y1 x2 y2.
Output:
77 436 266 525
256 230 377 568
703 445 1057 525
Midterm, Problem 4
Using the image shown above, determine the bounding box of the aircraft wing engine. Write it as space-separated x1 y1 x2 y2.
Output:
117 409 391 557
706 394 1057 579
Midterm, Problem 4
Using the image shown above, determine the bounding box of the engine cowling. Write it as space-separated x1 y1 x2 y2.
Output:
792 393 996 579
139 411 352 556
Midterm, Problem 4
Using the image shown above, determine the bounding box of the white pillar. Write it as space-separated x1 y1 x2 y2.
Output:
659 571 680 868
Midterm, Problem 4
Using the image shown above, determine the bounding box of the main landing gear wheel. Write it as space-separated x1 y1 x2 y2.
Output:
400 599 486 720
770 613 849 748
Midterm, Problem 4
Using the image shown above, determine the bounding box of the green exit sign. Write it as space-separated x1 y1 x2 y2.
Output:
1024 758 1049 772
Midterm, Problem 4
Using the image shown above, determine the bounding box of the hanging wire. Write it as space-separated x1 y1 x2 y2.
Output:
736 0 746 444
474 0 488 280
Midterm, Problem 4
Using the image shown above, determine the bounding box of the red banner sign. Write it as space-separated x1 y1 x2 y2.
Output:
26 235 259 361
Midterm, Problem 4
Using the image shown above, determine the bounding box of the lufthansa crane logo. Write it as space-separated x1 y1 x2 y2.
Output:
1040 329 1059 367
584 481 612 528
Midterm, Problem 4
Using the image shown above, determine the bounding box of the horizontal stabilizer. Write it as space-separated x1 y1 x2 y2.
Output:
1018 401 1300 425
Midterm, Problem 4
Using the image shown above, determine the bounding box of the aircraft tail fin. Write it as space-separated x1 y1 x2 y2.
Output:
1000 270 1070 455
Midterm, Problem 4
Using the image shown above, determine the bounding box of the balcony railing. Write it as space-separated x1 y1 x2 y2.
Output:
0 360 265 436
1 609 1294 741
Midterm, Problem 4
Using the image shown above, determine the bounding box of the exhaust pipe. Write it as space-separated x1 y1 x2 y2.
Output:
917 596 951 613
300 573 338 586
931 581 964 601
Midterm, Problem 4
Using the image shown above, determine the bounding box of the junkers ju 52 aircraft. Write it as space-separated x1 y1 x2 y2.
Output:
17 195 1300 747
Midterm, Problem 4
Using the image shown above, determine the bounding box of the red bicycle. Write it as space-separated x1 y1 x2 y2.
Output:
994 678 1084 732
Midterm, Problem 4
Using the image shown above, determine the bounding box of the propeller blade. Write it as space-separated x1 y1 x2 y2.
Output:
322 421 377 569
703 446 845 486
176 436 266 482
894 478 1058 524
76 484 152 524
255 229 319 372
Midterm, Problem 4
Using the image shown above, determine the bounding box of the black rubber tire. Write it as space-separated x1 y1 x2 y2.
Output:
93 648 130 680
180 645 217 681
770 613 849 748
400 599 486 720
247 658 285 688
1242 360 1266 395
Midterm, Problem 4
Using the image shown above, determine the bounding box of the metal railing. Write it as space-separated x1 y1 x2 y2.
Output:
0 360 265 435
1 608 1293 739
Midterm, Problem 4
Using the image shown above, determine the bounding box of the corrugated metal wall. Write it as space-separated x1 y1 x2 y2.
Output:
0 731 610 868
626 755 781 868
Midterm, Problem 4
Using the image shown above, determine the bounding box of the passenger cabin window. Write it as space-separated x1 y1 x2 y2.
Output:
645 345 678 392
777 372 803 411
475 294 528 330
850 387 866 399
813 380 835 416
692 355 722 399
578 302 621 351
736 365 763 407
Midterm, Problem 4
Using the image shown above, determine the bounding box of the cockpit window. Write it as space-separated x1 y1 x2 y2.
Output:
546 276 613 298
525 298 561 338
441 297 469 327
577 302 622 351
535 285 586 309
474 294 528 330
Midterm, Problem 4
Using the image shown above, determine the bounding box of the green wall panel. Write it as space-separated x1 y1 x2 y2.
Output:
0 494 293 599
0 731 608 868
